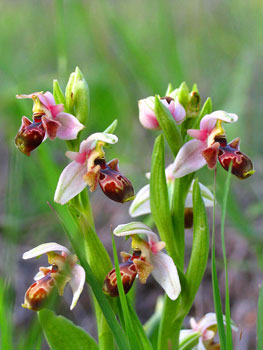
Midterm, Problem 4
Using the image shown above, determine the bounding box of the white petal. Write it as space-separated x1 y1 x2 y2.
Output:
185 181 214 208
173 139 207 178
54 161 87 205
129 184 151 217
113 222 159 242
79 132 118 153
151 251 181 300
179 329 194 343
69 264 86 310
23 243 70 260
200 110 238 132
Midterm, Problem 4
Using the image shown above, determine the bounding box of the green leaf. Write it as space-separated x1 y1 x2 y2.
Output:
179 332 200 350
211 172 226 349
53 79 66 105
154 96 183 157
150 134 180 265
182 179 209 316
103 119 118 134
38 309 98 350
220 163 233 349
257 282 263 349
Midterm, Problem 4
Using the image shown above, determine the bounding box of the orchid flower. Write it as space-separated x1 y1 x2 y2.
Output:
129 164 213 227
179 313 238 350
54 132 134 204
103 222 181 300
172 110 239 178
22 243 85 311
15 91 84 155
138 95 186 130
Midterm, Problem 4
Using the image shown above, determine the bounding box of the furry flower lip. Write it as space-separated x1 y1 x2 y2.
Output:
22 243 85 311
103 222 181 300
15 91 84 155
54 132 134 204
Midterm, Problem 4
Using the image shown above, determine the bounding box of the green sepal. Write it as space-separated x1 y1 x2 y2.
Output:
38 309 99 350
179 332 200 350
103 119 118 134
150 134 180 266
154 95 183 157
165 82 173 95
177 82 189 107
181 178 209 315
53 79 66 106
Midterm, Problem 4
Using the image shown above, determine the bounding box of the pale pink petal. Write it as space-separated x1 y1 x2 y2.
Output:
151 251 181 300
79 132 118 153
173 139 207 178
179 329 195 343
129 184 150 217
69 264 86 310
50 104 64 117
65 151 87 164
200 110 238 132
187 129 208 141
23 243 70 260
113 222 159 242
55 112 84 140
54 162 87 205
16 92 40 100
163 97 186 124
138 97 160 130
39 91 56 107
185 181 214 208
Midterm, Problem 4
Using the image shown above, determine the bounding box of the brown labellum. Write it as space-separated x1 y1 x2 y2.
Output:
15 116 45 156
218 138 254 179
98 159 134 203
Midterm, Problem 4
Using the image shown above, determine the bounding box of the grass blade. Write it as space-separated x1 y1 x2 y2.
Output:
220 163 233 349
211 170 226 349
111 235 140 350
257 282 263 349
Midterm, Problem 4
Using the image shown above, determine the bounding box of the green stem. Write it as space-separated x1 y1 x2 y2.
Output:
68 190 115 350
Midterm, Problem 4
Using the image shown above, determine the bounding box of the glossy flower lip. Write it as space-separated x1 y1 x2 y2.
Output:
16 91 84 141
129 165 214 218
138 95 186 130
54 132 118 204
113 222 181 300
172 110 238 178
22 242 85 310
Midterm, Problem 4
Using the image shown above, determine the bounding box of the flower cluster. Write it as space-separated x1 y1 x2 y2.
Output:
103 222 181 300
22 243 85 311
15 92 84 155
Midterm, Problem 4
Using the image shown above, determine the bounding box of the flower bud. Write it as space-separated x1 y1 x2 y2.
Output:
185 90 201 118
65 67 89 126
98 159 135 203
218 138 255 179
22 273 55 311
102 260 137 297
15 116 45 156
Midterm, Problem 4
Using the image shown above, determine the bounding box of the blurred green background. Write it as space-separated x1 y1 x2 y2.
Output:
0 0 262 349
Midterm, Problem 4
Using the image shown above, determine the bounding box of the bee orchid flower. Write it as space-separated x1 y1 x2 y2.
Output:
179 313 238 350
22 242 86 311
15 91 84 155
103 222 181 300
172 110 239 178
139 95 186 130
129 164 214 228
54 132 134 204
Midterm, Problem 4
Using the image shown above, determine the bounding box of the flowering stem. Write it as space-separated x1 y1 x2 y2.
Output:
68 190 115 350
